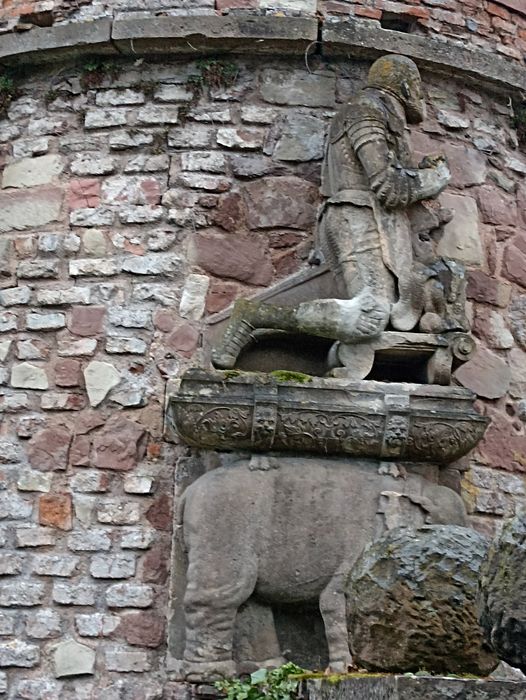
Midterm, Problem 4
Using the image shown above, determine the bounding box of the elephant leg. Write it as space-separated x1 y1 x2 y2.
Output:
235 600 285 674
319 574 353 672
183 557 258 681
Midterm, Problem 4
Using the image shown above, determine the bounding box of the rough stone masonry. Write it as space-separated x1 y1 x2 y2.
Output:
0 1 524 695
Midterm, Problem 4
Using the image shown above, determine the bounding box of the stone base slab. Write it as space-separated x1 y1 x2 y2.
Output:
304 676 526 700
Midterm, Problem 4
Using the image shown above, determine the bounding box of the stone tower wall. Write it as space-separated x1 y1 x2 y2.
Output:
0 4 524 697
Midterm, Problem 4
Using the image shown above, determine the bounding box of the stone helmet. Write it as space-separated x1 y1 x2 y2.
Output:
367 54 426 124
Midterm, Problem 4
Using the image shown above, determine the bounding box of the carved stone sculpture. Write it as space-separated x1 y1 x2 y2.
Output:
178 457 468 680
211 54 468 378
347 525 497 675
479 510 526 672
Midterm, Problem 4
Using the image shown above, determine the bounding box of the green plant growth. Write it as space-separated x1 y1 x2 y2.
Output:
270 370 313 384
215 663 305 700
180 58 238 124
0 75 20 117
80 58 120 90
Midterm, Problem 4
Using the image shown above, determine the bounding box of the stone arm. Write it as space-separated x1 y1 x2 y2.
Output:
348 116 450 209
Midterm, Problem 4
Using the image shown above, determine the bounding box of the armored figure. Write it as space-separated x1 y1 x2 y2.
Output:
212 55 460 370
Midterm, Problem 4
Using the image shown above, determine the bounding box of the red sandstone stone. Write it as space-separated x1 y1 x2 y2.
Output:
146 495 172 531
54 359 82 387
477 186 518 226
39 493 72 530
67 306 105 337
355 6 383 19
205 280 239 314
69 435 91 467
211 192 246 232
216 0 257 10
242 177 318 231
118 612 166 648
140 178 161 205
166 324 199 358
466 270 511 307
477 410 526 472
195 232 273 286
502 243 526 288
153 309 178 333
74 410 105 435
27 426 72 471
487 1 511 19
141 544 169 584
454 347 511 399
92 415 146 471
68 179 101 209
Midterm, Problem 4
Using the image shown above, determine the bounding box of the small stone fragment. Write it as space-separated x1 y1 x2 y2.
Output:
454 348 511 399
53 639 95 678
11 363 48 390
84 361 121 407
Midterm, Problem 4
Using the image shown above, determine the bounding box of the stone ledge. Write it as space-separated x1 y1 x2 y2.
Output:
322 19 526 93
304 676 526 700
0 20 116 64
0 14 523 95
112 15 319 55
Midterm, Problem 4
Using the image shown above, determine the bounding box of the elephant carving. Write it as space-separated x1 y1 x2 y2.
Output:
178 455 467 681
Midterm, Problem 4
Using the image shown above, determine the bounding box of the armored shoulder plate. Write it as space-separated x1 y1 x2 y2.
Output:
329 93 387 144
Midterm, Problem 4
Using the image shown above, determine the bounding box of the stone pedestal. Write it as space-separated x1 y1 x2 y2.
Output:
304 676 526 700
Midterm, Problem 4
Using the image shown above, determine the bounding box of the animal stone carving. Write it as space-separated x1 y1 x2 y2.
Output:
212 54 467 373
347 524 497 675
178 456 468 680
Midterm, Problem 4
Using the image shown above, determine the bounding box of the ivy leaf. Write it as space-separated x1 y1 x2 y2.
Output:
250 668 268 684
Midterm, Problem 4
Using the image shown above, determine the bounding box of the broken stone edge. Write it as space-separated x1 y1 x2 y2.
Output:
0 16 524 94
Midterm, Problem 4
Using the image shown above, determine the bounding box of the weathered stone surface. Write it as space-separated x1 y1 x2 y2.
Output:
467 270 511 307
27 426 71 471
477 409 526 472
272 114 326 162
118 612 165 648
0 187 63 232
15 527 56 548
105 646 151 672
243 176 318 230
32 555 79 578
26 312 65 330
97 501 141 525
11 363 48 390
477 186 518 226
179 274 210 321
92 416 145 471
347 525 495 674
194 233 273 286
52 582 97 606
510 295 526 351
84 361 120 407
479 511 526 672
17 471 52 493
437 193 483 266
90 554 136 579
67 306 105 337
26 609 62 639
39 494 73 531
0 582 45 607
75 613 119 638
503 241 526 288
0 640 39 668
261 69 335 107
106 583 154 608
2 155 63 189
472 309 514 350
53 640 95 678
454 348 510 399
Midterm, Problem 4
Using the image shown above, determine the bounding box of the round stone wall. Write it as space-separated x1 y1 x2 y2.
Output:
0 5 524 697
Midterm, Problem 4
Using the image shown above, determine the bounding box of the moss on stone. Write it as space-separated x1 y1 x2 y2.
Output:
270 370 312 383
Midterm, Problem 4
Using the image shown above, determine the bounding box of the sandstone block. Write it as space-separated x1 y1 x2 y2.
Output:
27 426 71 471
106 337 147 354
25 609 62 639
53 639 95 678
17 260 59 279
84 361 121 407
454 347 511 399
137 105 179 125
0 187 63 232
179 172 231 192
109 129 154 150
436 110 470 129
0 312 17 332
32 555 79 578
26 312 65 331
106 583 154 608
75 613 119 638
0 286 31 306
70 154 116 177
105 647 151 672
57 336 97 357
118 612 165 648
97 501 141 525
180 151 226 174
39 493 73 531
241 106 279 124
96 89 145 107
13 137 49 159
437 193 483 266
0 582 45 607
216 127 264 150
477 186 518 226
166 323 199 358
2 155 63 189
15 527 56 548
467 270 511 307
243 176 318 230
261 69 335 107
168 126 213 148
0 492 32 519
52 582 97 606
90 554 136 579
120 528 155 550
194 232 273 285
84 108 128 129
502 242 526 288
54 358 82 387
70 207 115 227
68 178 101 209
68 529 111 552
0 640 39 668
510 295 526 351
69 258 119 277
101 175 162 206
118 205 164 224
11 363 48 390
36 287 91 305
123 476 154 495
92 416 145 471
15 339 47 361
0 553 23 575
109 307 151 328
272 113 326 161
121 253 181 276
17 471 52 493
67 306 105 337
124 154 169 173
